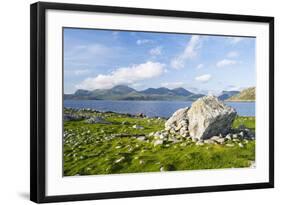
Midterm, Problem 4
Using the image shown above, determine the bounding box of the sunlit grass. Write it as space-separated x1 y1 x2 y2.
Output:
63 110 255 176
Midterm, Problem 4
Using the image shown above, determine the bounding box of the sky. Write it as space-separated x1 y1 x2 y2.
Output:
64 28 256 95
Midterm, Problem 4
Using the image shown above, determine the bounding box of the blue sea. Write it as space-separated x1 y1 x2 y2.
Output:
64 100 255 118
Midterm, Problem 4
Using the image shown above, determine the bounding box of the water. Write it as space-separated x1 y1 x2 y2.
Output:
64 100 255 118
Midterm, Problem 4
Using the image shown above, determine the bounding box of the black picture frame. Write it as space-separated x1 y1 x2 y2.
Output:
30 1 274 203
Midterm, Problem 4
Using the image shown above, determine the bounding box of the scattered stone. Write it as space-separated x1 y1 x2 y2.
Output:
239 131 244 138
216 138 226 144
196 141 204 146
115 157 125 163
210 136 221 141
148 132 154 137
136 136 146 141
225 134 232 140
64 114 85 121
153 139 164 146
136 113 146 118
86 116 110 124
204 139 216 144
238 143 244 148
132 125 144 129
232 134 239 139
226 143 235 147
192 138 199 142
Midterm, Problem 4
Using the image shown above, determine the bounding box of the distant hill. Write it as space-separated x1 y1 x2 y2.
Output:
226 87 255 101
65 85 204 101
218 90 240 101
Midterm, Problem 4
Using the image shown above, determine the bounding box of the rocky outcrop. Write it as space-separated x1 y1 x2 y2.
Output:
165 95 237 141
164 107 189 137
187 96 237 140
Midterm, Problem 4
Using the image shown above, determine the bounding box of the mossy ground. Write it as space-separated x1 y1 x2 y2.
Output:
63 110 255 176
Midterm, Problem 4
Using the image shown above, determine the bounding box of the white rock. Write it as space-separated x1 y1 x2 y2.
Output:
196 141 204 146
153 139 164 146
188 96 236 140
132 125 144 129
165 107 189 132
225 134 232 140
115 157 125 163
226 143 235 147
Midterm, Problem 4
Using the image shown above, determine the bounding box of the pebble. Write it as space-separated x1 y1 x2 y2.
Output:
196 141 204 146
226 143 235 147
115 157 125 163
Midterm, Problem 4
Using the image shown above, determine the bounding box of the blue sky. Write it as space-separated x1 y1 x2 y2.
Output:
64 28 255 95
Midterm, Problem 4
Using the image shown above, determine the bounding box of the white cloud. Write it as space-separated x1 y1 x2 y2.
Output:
195 74 212 83
229 37 243 44
216 59 237 67
136 39 153 45
171 35 201 69
197 63 204 69
76 61 165 90
227 51 239 58
149 47 162 56
161 82 185 89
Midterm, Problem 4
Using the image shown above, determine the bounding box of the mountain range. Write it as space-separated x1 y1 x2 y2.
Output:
64 85 255 101
65 85 204 101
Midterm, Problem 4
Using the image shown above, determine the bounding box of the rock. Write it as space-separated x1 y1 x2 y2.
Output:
153 139 164 146
232 134 239 139
136 136 146 141
165 107 189 134
148 132 154 137
86 116 110 124
204 139 216 144
196 141 204 146
226 143 235 147
188 96 236 140
115 157 125 163
225 134 232 140
210 136 221 141
136 113 146 118
216 138 226 144
64 114 85 121
132 125 144 129
239 131 244 138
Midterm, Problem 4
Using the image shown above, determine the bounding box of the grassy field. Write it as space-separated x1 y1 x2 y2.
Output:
63 109 255 176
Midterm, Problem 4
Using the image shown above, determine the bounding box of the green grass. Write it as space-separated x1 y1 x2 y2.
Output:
63 110 255 176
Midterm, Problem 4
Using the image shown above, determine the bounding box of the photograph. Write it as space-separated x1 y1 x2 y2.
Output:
63 28 256 176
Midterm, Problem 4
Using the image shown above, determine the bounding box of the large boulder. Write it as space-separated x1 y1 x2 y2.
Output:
188 96 236 140
165 107 189 137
